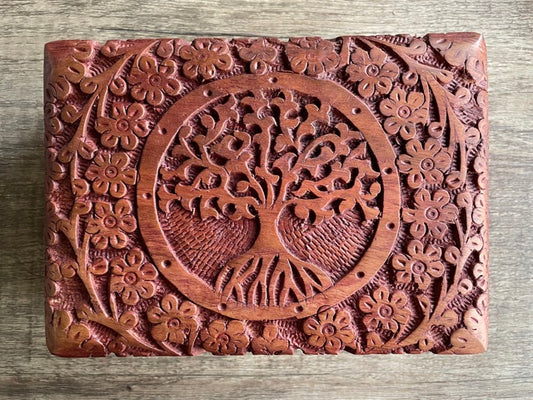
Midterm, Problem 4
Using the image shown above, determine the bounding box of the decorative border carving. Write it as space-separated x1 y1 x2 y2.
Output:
44 33 488 356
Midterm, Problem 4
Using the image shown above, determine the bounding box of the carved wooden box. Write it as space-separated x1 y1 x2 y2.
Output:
44 33 489 356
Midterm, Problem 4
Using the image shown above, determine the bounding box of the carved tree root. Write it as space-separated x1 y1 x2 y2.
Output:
215 252 333 307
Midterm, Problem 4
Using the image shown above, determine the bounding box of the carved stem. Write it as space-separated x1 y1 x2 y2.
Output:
67 42 167 353
339 36 351 66
82 310 162 353
363 38 468 188
390 244 473 348
75 234 107 315
158 341 181 356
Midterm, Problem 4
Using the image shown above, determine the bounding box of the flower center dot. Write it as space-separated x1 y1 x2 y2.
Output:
425 206 440 220
321 323 336 337
149 74 162 86
103 215 117 228
217 333 230 344
168 318 180 328
378 304 393 318
420 158 435 171
198 51 210 62
307 52 319 61
366 64 380 76
397 105 412 118
257 50 269 60
117 119 130 132
124 272 137 285
411 261 426 275
104 166 119 178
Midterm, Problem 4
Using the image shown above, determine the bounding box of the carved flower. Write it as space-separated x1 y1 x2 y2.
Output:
110 248 157 305
147 294 198 344
397 138 451 188
303 308 355 354
380 87 427 140
200 319 249 355
95 102 150 150
238 38 277 74
392 240 445 290
180 39 233 80
251 325 292 355
128 56 181 106
85 152 136 198
346 48 399 98
403 189 459 240
359 287 410 333
86 199 137 249
286 37 340 76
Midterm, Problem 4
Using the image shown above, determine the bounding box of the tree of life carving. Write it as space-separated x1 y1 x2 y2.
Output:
159 89 382 307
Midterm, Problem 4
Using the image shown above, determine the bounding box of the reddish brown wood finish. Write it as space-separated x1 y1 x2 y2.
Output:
44 33 489 356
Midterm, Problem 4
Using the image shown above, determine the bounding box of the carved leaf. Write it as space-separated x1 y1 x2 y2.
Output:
439 309 459 327
446 308 488 354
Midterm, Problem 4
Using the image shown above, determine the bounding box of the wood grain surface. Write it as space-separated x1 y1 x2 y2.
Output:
0 0 531 398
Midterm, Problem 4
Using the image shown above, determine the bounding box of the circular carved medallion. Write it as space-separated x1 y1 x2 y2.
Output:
137 73 400 320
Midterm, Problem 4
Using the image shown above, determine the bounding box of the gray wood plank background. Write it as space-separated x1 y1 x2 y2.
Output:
0 0 531 398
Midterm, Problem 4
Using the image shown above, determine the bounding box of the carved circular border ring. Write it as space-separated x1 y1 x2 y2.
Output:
137 72 400 320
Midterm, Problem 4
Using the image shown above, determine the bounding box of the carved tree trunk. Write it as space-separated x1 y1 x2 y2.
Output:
214 208 333 307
